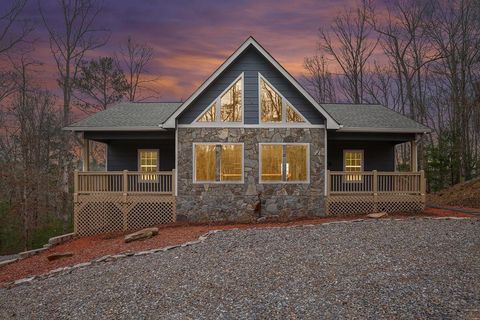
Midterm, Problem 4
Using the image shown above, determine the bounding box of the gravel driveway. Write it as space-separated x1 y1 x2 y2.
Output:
1 219 479 319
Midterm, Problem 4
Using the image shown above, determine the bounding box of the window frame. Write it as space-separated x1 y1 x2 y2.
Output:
343 149 364 182
137 149 159 182
193 73 245 126
192 142 244 184
259 143 310 184
258 73 310 126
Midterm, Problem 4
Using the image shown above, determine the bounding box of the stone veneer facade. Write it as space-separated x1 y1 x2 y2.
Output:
176 127 325 222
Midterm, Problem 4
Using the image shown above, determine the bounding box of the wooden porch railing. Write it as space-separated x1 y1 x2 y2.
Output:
74 170 175 197
73 170 176 236
326 170 426 214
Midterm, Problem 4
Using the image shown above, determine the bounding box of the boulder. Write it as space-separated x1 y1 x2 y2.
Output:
124 227 159 243
47 252 74 261
367 212 388 219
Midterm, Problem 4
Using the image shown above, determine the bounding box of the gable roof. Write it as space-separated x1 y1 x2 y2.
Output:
162 37 340 129
322 103 431 133
64 102 181 131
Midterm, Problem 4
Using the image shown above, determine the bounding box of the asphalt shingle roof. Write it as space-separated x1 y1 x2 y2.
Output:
65 102 182 130
65 101 430 133
321 103 431 133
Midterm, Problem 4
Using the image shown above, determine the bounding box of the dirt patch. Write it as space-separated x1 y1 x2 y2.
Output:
0 211 476 285
428 177 480 209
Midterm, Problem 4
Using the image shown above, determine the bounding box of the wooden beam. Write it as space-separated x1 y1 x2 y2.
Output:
411 140 418 172
82 138 90 171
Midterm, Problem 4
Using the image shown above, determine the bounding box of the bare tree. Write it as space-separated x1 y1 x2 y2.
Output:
427 0 480 182
369 0 438 123
0 0 32 55
118 36 157 101
318 0 378 103
0 0 31 105
1 55 61 249
303 53 336 103
74 56 129 113
40 0 109 230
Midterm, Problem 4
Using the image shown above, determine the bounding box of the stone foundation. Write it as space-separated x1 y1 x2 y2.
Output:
176 127 325 222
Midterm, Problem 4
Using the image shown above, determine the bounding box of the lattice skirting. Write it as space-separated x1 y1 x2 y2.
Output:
326 194 425 215
74 193 176 236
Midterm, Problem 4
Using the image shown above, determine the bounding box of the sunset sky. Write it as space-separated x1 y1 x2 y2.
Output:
3 0 384 103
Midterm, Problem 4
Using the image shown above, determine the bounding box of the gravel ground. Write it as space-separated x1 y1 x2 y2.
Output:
0 219 479 319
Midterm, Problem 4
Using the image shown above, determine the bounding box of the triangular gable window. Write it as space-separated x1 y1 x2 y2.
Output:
286 103 304 123
198 103 216 122
259 73 307 124
195 74 243 123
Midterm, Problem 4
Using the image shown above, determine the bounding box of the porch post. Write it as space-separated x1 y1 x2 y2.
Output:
82 137 90 172
410 139 418 172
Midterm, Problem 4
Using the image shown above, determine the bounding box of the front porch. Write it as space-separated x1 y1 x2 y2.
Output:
73 170 176 236
326 170 426 214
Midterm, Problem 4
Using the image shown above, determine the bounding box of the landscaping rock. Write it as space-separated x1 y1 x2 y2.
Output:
19 248 47 259
367 212 388 219
124 227 159 243
47 252 74 261
48 233 75 246
0 258 18 268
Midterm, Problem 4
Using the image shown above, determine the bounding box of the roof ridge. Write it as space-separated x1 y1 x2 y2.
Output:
119 101 182 104
321 103 382 106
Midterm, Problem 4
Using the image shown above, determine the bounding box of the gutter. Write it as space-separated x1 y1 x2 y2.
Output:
335 127 432 134
62 126 169 132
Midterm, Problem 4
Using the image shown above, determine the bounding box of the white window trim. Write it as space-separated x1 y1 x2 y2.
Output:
192 142 244 184
138 149 159 182
343 149 364 182
258 73 310 126
192 73 245 126
259 142 310 184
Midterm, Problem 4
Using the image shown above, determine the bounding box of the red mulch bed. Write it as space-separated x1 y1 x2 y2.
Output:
423 206 479 217
0 210 477 286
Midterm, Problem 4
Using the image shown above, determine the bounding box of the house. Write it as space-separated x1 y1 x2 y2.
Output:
65 37 430 236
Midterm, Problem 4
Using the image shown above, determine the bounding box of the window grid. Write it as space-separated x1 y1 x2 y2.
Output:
138 150 158 181
344 150 363 182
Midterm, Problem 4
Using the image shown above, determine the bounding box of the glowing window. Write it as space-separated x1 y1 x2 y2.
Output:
260 79 282 122
260 144 283 181
344 150 363 181
194 144 216 182
220 79 242 122
138 150 158 181
260 144 309 183
286 102 305 123
194 143 243 182
220 144 243 182
195 75 243 123
198 103 216 122
286 144 307 181
259 74 306 124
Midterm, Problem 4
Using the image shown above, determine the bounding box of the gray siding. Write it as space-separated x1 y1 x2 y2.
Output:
178 45 324 125
327 141 395 171
107 140 175 171
84 130 174 142
327 131 415 142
